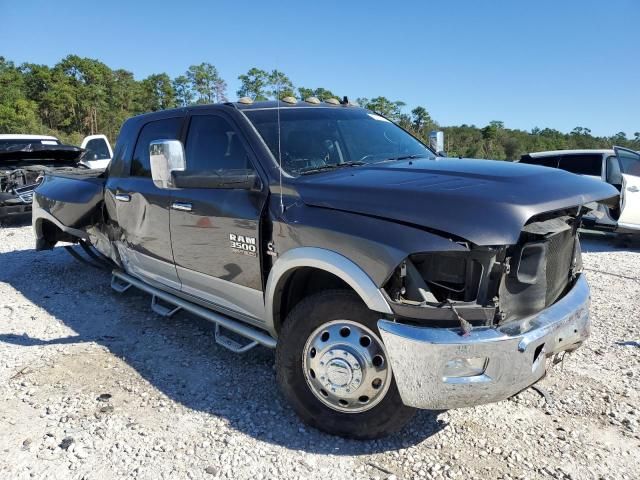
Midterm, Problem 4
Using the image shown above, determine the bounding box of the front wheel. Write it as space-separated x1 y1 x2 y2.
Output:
275 290 416 439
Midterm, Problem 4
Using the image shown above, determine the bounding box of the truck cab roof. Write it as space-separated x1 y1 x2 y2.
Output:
125 99 357 123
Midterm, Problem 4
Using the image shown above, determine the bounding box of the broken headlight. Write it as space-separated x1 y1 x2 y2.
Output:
386 251 492 305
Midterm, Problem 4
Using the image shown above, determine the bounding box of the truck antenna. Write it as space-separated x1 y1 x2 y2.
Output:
276 77 284 215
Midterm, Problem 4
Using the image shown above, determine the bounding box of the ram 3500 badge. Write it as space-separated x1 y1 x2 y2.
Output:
230 233 257 256
32 98 618 439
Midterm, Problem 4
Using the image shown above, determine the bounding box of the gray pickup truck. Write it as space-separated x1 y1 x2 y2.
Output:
32 98 617 439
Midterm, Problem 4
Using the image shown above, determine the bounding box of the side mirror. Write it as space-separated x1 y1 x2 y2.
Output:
149 139 185 188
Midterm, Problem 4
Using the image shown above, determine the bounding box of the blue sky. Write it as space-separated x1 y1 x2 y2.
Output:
1 0 638 136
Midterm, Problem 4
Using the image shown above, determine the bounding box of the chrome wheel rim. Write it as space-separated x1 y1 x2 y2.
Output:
302 320 391 413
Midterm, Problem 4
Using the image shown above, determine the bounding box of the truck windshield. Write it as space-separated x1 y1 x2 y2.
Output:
244 107 434 176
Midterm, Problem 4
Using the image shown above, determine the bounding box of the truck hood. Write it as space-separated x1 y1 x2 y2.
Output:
294 157 619 245
0 143 83 165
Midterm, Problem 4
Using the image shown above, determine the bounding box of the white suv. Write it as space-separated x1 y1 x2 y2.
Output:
519 147 640 235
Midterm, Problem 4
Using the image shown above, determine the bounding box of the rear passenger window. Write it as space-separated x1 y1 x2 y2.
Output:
558 154 602 176
185 115 251 172
131 117 182 177
519 155 560 168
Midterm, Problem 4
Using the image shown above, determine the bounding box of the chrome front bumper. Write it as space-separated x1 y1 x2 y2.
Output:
378 274 591 409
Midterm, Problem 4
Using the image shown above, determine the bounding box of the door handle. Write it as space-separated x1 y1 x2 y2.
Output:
115 193 131 202
171 202 193 212
627 186 639 193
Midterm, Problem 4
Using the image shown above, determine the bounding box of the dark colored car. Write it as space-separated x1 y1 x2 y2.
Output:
32 99 617 438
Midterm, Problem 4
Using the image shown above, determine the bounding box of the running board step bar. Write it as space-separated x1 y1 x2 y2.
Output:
151 295 182 317
110 275 132 293
66 240 114 271
110 270 276 350
215 324 258 353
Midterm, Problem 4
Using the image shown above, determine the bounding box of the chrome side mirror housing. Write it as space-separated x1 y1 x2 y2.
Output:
149 139 186 188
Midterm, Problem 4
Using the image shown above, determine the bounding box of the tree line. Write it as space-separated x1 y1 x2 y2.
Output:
1 54 638 159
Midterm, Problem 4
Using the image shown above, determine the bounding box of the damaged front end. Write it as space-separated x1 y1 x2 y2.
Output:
0 166 47 218
382 208 584 331
0 144 85 220
378 208 591 409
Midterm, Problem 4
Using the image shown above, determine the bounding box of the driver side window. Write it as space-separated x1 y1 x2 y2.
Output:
185 115 252 172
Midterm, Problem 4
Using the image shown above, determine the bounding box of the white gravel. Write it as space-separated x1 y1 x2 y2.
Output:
0 221 638 480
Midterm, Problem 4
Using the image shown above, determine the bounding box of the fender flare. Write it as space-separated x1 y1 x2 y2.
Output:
33 207 90 241
264 246 393 336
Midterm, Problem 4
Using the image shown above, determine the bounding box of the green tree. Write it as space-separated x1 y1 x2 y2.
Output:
140 73 176 111
298 86 337 101
57 55 113 134
268 70 295 99
358 96 406 121
612 131 627 143
397 113 413 131
173 75 194 107
411 106 432 131
20 63 58 129
0 57 40 133
312 87 337 101
186 63 227 104
2 54 639 157
237 68 270 101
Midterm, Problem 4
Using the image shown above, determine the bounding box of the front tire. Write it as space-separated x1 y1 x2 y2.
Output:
275 290 416 439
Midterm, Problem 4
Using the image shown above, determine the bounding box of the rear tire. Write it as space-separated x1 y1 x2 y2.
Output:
275 290 416 439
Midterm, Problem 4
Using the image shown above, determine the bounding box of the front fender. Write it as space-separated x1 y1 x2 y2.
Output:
273 204 467 286
264 246 393 337
264 205 468 335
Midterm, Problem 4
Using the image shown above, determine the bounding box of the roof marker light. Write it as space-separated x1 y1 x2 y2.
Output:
325 98 340 105
305 96 321 104
238 97 254 104
281 96 297 104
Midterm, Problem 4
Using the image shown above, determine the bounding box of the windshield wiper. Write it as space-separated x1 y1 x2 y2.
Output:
385 154 430 161
299 161 366 175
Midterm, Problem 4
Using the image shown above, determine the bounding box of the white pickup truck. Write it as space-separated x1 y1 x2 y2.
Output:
79 134 113 169
519 147 640 235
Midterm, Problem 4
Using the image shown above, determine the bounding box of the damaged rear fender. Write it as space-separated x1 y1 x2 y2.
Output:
33 174 105 249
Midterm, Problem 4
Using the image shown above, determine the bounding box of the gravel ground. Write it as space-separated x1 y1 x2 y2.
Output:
0 221 638 480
